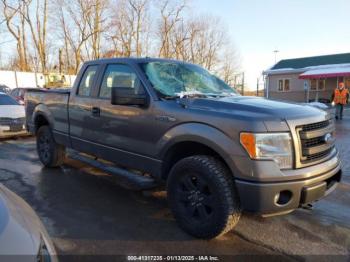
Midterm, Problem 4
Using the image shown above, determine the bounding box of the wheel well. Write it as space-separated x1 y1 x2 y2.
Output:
161 141 230 180
34 115 49 133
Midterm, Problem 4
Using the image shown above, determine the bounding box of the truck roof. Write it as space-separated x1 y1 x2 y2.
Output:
84 57 195 66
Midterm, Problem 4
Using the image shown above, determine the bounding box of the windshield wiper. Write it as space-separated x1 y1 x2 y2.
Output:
162 95 179 100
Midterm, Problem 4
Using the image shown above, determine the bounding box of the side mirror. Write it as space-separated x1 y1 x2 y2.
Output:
111 87 148 106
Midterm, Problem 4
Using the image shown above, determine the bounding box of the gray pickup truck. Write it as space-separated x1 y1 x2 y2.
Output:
25 58 342 239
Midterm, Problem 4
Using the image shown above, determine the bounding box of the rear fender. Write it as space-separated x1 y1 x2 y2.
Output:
32 104 55 132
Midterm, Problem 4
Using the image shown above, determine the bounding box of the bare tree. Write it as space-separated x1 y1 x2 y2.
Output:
57 0 105 73
0 0 240 82
1 0 29 71
107 0 150 57
157 12 239 81
21 0 48 73
157 0 186 58
87 0 109 60
219 49 240 86
185 16 226 70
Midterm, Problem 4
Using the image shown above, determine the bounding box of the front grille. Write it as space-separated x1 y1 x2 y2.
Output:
301 120 329 132
302 136 325 148
297 120 335 164
0 117 25 126
305 148 333 161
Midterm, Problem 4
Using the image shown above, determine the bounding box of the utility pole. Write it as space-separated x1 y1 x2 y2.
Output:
59 49 63 74
33 56 38 88
242 72 245 96
273 49 279 64
233 72 245 95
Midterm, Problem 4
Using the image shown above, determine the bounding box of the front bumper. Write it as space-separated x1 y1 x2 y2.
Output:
0 125 28 138
235 155 342 215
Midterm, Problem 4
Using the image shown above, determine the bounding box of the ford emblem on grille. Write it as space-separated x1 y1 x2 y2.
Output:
324 133 332 144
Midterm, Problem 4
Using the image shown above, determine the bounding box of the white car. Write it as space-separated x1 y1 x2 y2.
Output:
0 183 57 260
0 92 27 138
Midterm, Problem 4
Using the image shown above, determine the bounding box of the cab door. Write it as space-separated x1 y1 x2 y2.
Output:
88 63 160 172
68 64 102 153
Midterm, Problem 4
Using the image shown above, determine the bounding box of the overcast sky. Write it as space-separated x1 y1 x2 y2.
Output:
192 0 350 90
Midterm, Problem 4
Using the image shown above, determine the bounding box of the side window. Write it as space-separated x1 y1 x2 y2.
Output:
277 79 290 92
12 89 18 96
77 65 98 96
318 79 326 91
278 80 283 91
310 79 317 91
284 79 290 91
99 64 143 99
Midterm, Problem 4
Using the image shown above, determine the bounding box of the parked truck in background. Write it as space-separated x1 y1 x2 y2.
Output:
25 58 342 239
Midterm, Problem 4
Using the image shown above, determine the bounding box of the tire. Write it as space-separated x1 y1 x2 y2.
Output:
167 155 241 239
36 125 65 168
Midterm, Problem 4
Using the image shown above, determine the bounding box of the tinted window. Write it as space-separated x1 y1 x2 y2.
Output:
77 65 98 96
0 94 19 105
0 85 10 93
11 89 19 96
99 64 143 99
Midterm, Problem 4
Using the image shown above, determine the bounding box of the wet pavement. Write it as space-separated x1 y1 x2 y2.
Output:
0 110 349 260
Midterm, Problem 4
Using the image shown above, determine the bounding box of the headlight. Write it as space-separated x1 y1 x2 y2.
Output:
240 132 293 169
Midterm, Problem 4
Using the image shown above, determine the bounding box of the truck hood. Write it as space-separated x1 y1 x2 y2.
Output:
182 96 327 121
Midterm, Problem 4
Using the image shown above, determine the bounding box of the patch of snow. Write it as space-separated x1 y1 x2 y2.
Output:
300 66 350 77
265 63 350 75
175 90 205 98
304 63 350 70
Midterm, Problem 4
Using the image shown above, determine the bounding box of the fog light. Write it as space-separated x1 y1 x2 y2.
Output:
275 190 292 206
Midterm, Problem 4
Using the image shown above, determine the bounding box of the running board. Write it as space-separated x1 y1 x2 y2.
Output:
67 151 159 191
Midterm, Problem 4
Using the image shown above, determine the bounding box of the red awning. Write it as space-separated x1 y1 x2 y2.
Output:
299 67 350 79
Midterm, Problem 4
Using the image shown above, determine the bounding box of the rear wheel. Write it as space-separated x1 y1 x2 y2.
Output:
36 126 65 167
167 155 241 239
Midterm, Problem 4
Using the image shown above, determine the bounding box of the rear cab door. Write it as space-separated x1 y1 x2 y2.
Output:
68 63 102 153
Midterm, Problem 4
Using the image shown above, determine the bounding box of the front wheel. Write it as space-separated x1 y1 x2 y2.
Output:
36 126 65 168
167 155 241 239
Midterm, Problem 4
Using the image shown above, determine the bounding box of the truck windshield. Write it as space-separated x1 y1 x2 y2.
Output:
140 61 239 98
0 94 19 105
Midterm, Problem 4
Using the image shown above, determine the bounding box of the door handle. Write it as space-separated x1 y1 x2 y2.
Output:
91 107 100 117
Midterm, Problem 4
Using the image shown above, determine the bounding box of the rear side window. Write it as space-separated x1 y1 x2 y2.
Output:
99 64 143 99
0 94 19 105
77 65 98 96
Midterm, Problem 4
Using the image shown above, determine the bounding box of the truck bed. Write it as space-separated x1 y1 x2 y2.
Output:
25 88 71 137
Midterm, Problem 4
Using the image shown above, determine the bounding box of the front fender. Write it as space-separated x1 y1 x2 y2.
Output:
157 123 247 175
